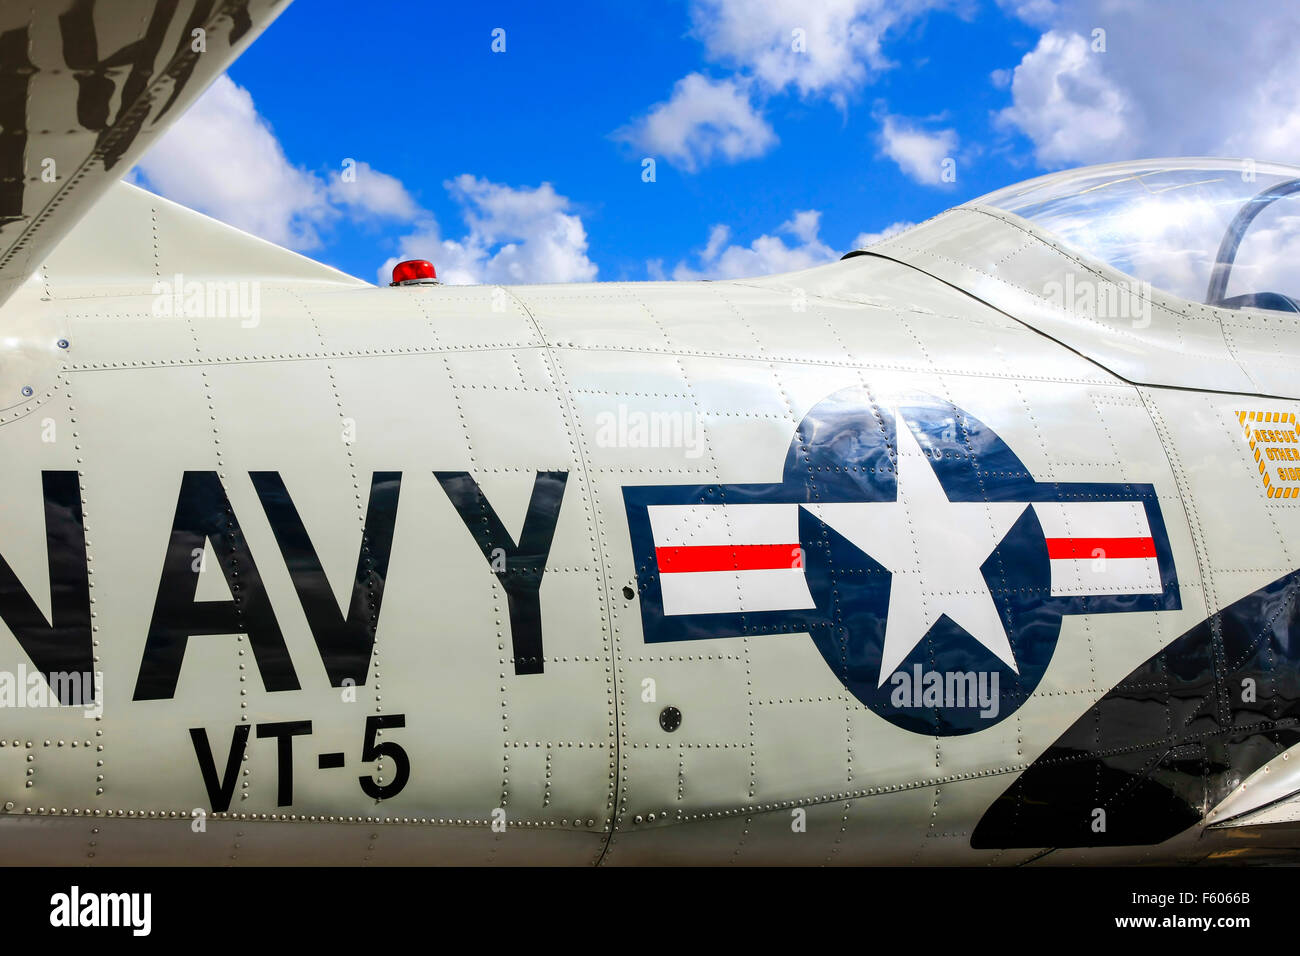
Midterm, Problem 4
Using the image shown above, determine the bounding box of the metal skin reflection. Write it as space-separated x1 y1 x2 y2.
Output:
974 567 1300 848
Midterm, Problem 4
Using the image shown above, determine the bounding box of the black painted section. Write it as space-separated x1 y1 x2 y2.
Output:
0 472 94 704
134 471 298 700
971 567 1300 848
153 0 216 121
251 471 401 689
59 0 177 170
435 471 568 675
189 724 249 814
659 705 682 733
257 719 312 807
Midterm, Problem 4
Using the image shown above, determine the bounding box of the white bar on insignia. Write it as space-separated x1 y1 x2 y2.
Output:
1033 500 1152 539
1049 556 1161 596
659 568 816 616
647 503 800 548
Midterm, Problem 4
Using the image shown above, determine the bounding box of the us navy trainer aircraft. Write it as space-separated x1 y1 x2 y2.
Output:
0 0 1298 866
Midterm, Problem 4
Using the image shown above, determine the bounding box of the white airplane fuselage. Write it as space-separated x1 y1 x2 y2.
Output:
0 182 1294 865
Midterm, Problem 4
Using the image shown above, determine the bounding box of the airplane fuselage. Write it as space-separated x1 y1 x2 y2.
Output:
0 200 1294 864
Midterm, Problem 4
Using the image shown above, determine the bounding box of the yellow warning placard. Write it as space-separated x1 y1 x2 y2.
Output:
1237 409 1300 499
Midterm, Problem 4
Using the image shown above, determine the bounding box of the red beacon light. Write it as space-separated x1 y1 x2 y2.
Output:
390 259 439 286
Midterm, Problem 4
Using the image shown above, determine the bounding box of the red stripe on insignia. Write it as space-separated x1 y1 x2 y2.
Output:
655 544 801 573
1045 537 1156 559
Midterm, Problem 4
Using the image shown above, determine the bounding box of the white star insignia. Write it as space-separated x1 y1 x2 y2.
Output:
806 410 1026 686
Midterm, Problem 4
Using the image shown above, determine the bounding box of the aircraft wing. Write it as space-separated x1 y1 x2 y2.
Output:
0 0 290 310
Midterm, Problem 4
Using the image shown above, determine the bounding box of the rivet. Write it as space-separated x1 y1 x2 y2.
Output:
20 386 32 397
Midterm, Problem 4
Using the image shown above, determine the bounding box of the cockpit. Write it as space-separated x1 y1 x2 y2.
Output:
970 159 1300 313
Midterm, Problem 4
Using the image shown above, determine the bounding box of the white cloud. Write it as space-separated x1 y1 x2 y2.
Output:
852 220 916 248
1227 209 1300 303
998 1 1300 166
669 209 839 279
878 114 958 185
616 73 777 172
134 75 419 250
381 176 597 286
328 161 420 221
994 0 1057 27
995 31 1130 166
690 0 956 100
134 75 331 248
621 0 957 172
135 75 589 287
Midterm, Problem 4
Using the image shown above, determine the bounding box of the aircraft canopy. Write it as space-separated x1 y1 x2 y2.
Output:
971 158 1300 313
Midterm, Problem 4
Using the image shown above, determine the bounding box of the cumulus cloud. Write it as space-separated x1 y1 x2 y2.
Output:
380 176 597 286
134 75 418 249
668 209 839 279
994 31 1131 166
1228 209 1300 302
616 73 777 172
621 0 957 171
328 161 421 221
994 0 1058 27
134 75 594 286
878 113 958 185
997 1 1300 166
134 75 331 247
852 220 916 248
690 0 956 100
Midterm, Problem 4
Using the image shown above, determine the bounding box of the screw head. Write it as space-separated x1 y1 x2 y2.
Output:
20 386 32 397
56 339 68 349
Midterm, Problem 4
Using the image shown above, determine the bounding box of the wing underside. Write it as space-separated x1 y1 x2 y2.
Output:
0 0 290 309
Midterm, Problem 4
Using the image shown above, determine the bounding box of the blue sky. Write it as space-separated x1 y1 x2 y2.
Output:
130 0 1298 285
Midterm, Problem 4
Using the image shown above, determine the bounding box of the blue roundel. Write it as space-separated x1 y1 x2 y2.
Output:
621 387 1180 736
